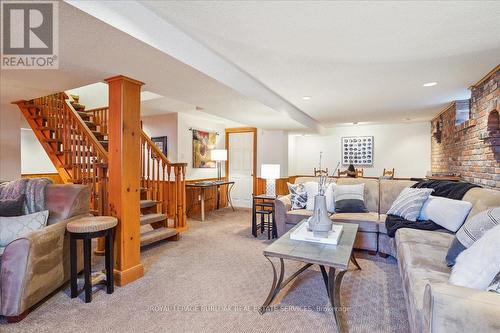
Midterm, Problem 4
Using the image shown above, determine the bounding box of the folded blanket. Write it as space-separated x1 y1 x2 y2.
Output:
411 179 480 200
385 180 480 238
0 178 53 214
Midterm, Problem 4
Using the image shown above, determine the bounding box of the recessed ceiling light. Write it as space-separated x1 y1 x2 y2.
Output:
422 82 438 87
302 96 311 100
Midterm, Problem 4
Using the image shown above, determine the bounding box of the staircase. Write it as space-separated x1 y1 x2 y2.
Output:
14 92 186 247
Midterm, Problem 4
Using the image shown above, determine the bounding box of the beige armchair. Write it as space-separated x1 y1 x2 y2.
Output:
0 184 90 321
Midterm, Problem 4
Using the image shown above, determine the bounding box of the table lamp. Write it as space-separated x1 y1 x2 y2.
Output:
211 149 227 181
261 164 280 197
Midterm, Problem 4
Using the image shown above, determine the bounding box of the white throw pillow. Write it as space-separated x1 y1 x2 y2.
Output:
324 183 336 213
303 181 335 213
0 210 49 247
449 224 500 290
303 182 319 210
419 196 473 232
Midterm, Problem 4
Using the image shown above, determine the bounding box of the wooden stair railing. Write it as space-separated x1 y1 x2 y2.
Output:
14 93 109 216
15 90 188 247
140 130 187 231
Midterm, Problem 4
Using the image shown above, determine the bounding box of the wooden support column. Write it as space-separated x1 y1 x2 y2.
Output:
105 75 144 286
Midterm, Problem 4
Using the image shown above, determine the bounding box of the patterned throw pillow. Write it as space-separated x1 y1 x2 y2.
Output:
287 183 307 210
0 210 49 248
387 187 434 222
488 272 500 293
446 207 500 266
334 183 368 213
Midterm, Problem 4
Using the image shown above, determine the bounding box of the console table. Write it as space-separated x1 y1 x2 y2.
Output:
186 180 235 221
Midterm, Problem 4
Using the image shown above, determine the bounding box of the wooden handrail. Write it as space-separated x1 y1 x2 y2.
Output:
64 93 108 159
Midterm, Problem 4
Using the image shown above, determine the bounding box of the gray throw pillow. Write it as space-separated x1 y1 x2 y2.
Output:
446 207 500 266
0 194 25 217
0 210 49 248
334 184 368 213
387 187 434 222
287 183 307 210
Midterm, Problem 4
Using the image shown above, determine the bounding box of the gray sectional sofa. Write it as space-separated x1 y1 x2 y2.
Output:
275 177 500 333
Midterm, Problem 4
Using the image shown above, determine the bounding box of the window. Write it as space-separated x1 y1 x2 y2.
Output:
455 99 471 126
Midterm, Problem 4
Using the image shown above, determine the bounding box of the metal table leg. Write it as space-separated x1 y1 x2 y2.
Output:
350 253 361 270
328 267 348 333
227 182 235 211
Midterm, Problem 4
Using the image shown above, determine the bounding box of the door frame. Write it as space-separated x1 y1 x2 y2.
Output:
225 127 257 195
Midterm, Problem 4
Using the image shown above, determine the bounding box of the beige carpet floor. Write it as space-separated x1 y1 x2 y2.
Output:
1 208 409 332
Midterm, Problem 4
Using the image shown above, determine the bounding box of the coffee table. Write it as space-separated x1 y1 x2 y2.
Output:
259 220 360 333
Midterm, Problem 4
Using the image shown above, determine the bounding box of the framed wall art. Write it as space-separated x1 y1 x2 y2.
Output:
341 136 374 166
151 136 168 157
192 129 216 168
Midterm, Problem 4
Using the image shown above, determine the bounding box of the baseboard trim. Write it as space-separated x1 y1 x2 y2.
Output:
114 263 144 286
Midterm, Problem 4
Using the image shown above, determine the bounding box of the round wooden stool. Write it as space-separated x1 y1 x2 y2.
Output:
67 216 117 303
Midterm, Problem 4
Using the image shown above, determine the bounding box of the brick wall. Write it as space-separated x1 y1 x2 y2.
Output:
431 67 499 189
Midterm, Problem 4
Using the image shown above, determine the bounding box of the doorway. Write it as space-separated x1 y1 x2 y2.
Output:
226 128 256 208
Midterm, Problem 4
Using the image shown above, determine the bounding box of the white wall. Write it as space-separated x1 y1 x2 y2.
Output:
141 112 227 180
142 113 179 162
289 122 431 178
67 82 108 109
177 113 226 180
21 129 57 174
0 107 21 180
257 129 288 177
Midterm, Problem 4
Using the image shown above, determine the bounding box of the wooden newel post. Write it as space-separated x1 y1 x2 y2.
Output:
172 163 188 231
105 75 144 286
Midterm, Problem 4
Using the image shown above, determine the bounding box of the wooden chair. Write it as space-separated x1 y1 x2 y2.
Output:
355 169 364 177
383 168 395 179
338 169 348 177
314 168 329 177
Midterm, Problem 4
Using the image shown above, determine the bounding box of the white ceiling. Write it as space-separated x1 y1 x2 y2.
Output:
142 0 500 125
3 1 500 132
1 2 304 130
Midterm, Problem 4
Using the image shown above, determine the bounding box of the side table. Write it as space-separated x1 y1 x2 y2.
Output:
252 194 277 239
67 216 117 303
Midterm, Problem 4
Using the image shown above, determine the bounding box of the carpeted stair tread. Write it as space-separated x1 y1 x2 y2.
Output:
140 227 177 247
140 199 158 209
140 213 167 226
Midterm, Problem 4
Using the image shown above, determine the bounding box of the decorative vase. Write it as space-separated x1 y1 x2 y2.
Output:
307 195 333 238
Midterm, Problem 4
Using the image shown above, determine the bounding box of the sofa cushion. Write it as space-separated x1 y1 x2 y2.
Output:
398 242 452 275
379 179 417 214
336 178 379 212
331 212 379 232
285 209 313 225
462 187 500 224
395 228 454 249
404 267 450 318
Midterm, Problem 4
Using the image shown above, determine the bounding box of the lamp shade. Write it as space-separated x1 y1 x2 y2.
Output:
261 164 280 179
210 149 227 161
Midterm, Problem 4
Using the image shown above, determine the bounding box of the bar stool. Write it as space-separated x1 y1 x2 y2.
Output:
67 216 117 303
